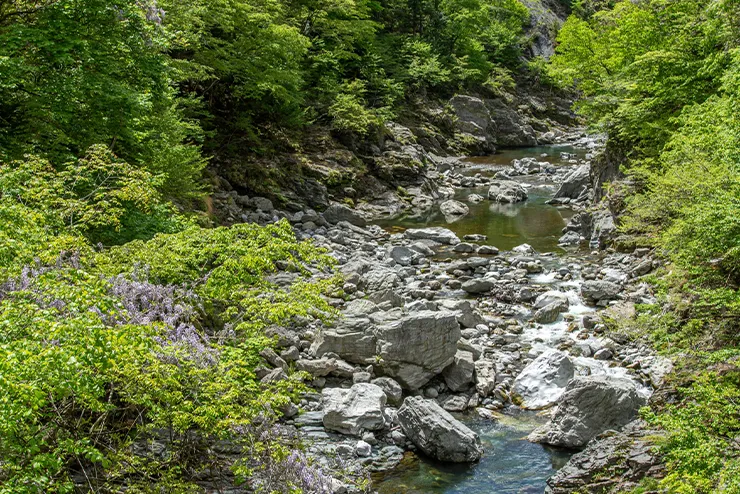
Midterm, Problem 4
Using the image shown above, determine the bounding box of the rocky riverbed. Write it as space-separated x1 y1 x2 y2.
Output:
212 138 670 493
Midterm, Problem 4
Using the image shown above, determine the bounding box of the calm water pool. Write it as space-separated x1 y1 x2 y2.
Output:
376 146 587 253
373 411 574 494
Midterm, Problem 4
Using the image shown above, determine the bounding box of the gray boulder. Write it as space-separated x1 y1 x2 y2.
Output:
376 310 461 390
322 383 387 435
323 204 366 227
398 396 483 462
554 165 590 200
371 377 404 406
581 280 621 302
442 350 476 392
440 200 470 217
311 317 377 365
474 359 497 397
488 180 528 203
405 227 461 245
462 278 495 294
529 376 647 448
512 351 574 409
449 95 496 154
533 301 566 324
386 245 421 266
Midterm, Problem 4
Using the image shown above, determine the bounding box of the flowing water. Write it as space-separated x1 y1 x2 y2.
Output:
372 145 612 494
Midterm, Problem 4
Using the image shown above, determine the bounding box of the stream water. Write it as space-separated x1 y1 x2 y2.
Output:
372 145 612 494
375 145 585 252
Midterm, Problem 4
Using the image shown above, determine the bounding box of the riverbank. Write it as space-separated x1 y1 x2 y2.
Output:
213 139 671 493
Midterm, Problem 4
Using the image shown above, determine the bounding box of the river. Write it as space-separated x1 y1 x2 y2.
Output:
371 144 629 493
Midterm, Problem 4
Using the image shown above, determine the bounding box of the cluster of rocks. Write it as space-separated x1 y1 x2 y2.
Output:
205 127 670 493
225 202 670 491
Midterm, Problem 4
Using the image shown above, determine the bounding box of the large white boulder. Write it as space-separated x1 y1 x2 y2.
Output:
528 376 647 448
512 350 575 409
322 383 387 436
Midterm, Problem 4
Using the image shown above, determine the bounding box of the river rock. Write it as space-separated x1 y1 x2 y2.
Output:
440 200 470 217
554 164 590 200
386 245 421 266
512 350 574 409
534 291 570 310
398 396 484 462
488 180 528 203
311 317 377 365
532 302 566 324
322 203 366 227
545 420 664 494
322 383 387 436
442 350 476 392
581 280 621 303
461 278 495 294
529 376 647 448
405 227 461 245
371 377 404 406
474 359 497 397
376 310 461 390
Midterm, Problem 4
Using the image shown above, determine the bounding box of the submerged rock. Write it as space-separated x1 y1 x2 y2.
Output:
529 376 647 448
398 396 483 462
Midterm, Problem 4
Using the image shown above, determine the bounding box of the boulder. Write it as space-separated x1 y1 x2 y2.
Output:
442 350 476 392
376 310 461 390
362 265 402 292
554 165 590 200
474 359 497 397
440 200 470 217
533 301 566 324
386 245 421 266
488 180 528 203
322 204 366 227
581 280 621 302
462 278 495 294
371 377 404 406
529 377 647 448
322 383 387 436
311 317 377 365
534 291 570 310
398 396 484 462
486 99 538 147
405 227 461 245
449 95 496 154
512 351 575 409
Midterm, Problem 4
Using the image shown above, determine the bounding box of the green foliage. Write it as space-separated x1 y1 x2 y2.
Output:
0 0 206 201
0 221 338 491
552 3 740 491
643 368 740 493
328 80 388 135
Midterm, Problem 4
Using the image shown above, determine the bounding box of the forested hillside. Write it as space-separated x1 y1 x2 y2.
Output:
550 0 740 491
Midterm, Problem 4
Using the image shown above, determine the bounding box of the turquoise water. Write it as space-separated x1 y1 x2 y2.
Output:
374 411 573 494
